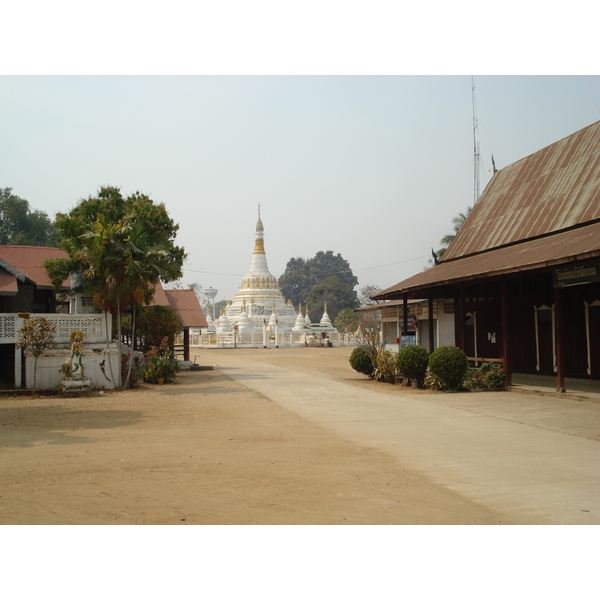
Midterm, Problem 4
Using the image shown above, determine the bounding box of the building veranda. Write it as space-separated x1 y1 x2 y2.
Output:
372 120 600 392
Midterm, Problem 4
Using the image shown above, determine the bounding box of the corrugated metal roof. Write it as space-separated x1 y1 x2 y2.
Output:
442 121 600 261
375 221 600 300
0 245 70 288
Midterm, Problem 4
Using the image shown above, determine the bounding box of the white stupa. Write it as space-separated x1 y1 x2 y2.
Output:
216 309 233 333
224 207 297 332
292 304 308 332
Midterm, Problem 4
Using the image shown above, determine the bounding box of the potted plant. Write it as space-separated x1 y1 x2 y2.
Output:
140 337 179 384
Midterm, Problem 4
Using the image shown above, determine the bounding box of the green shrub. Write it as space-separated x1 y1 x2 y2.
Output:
374 350 397 383
472 362 506 390
396 345 429 388
428 345 469 391
349 346 375 379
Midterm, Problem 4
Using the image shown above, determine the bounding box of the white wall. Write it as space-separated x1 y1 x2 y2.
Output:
25 343 120 390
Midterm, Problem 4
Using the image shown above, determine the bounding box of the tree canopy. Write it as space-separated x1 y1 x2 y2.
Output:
0 187 59 246
279 250 359 322
53 186 185 268
47 186 186 293
358 284 383 307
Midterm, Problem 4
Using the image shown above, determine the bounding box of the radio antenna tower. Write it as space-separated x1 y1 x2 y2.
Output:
472 76 481 204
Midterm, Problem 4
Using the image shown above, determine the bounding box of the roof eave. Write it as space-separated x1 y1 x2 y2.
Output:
374 249 600 301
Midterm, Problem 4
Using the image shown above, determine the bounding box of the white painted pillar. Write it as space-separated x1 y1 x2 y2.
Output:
14 346 22 388
14 315 24 388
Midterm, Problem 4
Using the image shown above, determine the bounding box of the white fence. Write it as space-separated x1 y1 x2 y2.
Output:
0 313 110 344
188 331 358 348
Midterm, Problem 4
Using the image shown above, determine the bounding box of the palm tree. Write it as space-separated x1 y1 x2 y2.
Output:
436 206 472 260
73 213 182 387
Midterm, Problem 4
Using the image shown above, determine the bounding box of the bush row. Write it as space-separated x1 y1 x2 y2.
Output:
349 345 506 391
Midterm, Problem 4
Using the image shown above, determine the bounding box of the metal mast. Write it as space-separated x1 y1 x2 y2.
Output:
472 76 481 204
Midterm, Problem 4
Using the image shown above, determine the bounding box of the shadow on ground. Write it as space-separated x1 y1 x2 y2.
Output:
0 406 145 448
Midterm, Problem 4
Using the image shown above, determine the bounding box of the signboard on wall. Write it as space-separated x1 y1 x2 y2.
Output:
553 258 600 288
401 335 416 347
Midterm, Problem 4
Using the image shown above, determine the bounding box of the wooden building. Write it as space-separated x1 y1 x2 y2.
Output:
373 121 600 391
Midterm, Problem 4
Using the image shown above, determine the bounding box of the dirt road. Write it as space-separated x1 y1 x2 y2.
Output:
0 347 507 525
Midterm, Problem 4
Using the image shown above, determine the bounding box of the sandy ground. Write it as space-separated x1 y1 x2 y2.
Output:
0 347 515 524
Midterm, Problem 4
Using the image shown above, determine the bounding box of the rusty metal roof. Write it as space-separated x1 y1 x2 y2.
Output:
374 121 600 301
375 220 600 300
0 245 70 288
443 120 600 261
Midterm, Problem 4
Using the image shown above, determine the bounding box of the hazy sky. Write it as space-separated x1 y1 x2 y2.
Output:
2 75 598 302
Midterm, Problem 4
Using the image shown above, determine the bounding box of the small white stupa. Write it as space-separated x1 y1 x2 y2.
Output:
216 309 233 333
236 301 254 334
292 304 307 332
320 302 333 327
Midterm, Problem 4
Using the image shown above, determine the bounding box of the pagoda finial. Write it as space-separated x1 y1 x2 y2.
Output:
254 205 265 253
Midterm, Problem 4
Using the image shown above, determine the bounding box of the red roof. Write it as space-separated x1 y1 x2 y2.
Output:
0 271 18 295
150 283 207 328
0 245 70 288
164 289 208 328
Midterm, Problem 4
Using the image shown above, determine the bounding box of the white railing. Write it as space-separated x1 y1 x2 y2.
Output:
0 313 111 344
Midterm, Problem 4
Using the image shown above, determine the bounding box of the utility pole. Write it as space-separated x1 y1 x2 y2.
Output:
472 76 481 204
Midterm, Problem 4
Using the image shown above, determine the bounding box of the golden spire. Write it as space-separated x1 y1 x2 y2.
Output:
254 204 266 254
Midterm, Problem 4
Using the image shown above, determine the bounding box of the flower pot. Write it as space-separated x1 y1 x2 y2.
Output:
157 378 165 385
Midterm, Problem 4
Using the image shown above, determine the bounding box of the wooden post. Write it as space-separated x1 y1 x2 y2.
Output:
455 285 465 351
428 293 434 352
501 279 512 387
183 328 190 361
554 286 565 392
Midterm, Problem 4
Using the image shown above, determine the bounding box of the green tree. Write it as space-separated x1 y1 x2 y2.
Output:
334 307 359 334
136 305 183 353
0 188 59 246
279 250 359 320
71 213 183 386
305 275 358 323
17 316 56 392
278 257 311 308
52 186 185 266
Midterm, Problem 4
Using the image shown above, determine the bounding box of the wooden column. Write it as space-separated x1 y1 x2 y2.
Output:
501 279 512 387
456 285 465 351
183 328 190 361
554 286 565 392
428 292 434 352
